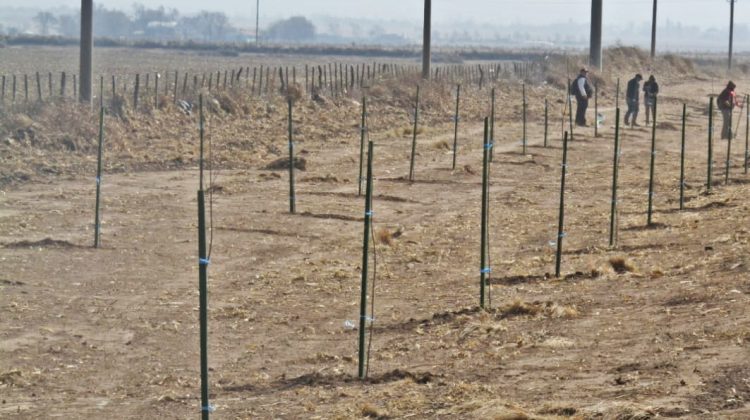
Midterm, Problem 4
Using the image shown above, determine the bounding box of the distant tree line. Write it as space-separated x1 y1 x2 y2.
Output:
22 4 316 44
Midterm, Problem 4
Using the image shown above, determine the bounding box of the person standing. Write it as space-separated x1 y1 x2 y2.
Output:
643 75 659 125
624 74 643 126
572 68 593 127
718 81 741 140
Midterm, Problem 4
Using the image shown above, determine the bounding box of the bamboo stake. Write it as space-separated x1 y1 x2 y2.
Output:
555 131 569 278
94 106 105 248
609 109 621 247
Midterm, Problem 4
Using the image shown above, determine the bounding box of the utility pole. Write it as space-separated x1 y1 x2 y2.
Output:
729 0 737 70
422 0 432 80
589 0 603 70
255 0 260 46
79 0 93 104
650 0 657 59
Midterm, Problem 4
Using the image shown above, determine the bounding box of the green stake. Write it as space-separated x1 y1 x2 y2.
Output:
680 104 687 210
594 81 598 137
288 98 296 213
452 84 461 170
726 103 733 185
358 140 374 380
609 108 621 248
480 117 490 308
567 79 574 141
358 96 367 196
615 78 620 110
647 97 658 226
94 106 104 248
490 87 496 161
522 83 527 154
745 95 749 175
409 85 420 182
555 131 569 278
197 94 211 419
544 98 549 147
708 97 714 193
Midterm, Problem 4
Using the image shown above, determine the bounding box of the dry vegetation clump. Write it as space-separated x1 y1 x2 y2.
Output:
108 93 130 120
499 300 579 319
285 83 303 103
212 92 241 114
609 256 637 274
432 140 451 150
263 156 307 171
376 228 394 246
360 403 387 418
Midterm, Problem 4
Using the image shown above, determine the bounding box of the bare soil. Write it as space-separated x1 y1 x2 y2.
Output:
2 49 750 419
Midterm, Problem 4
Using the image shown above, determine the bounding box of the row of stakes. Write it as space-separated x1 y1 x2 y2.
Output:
0 61 535 111
86 79 748 416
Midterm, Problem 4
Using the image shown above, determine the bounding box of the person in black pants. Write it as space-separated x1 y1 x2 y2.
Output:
643 75 659 125
624 74 643 126
572 68 593 127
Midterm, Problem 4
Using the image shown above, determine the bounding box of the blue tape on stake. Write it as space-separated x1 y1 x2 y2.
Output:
484 143 493 150
365 210 373 217
95 176 101 185
199 258 210 266
202 405 215 413
558 232 567 238
360 315 375 322
289 142 294 148
480 267 491 274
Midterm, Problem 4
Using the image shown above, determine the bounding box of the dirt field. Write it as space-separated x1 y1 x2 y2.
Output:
2 47 750 419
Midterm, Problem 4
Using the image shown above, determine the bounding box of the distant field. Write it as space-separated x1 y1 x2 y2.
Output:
0 45 421 78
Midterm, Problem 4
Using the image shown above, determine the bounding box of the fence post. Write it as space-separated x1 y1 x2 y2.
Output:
288 98 296 214
94 105 105 248
680 104 687 210
647 97 658 225
480 118 490 308
452 84 461 170
36 72 42 102
544 98 549 148
610 109 621 247
708 97 714 193
555 131 569 278
133 74 140 110
409 85 420 182
358 96 368 196
358 140 374 380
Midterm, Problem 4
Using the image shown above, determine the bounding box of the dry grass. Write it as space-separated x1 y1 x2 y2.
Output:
499 300 579 319
360 403 384 418
502 300 541 317
609 257 637 274
376 228 394 246
433 140 451 150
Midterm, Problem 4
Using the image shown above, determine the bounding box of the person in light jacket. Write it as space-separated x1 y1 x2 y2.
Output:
572 68 593 127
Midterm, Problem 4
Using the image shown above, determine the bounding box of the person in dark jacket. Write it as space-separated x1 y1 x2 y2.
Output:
624 74 643 126
572 67 593 127
718 81 742 140
643 75 659 125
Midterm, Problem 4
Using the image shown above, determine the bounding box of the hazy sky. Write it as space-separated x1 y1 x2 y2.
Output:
8 0 748 29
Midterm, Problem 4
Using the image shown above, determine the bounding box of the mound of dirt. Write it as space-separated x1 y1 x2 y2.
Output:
263 157 307 171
